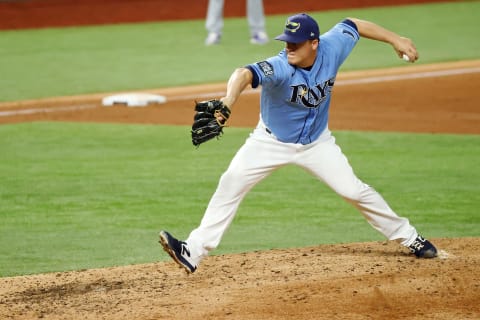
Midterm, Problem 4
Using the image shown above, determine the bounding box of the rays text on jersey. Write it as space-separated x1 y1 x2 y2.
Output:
289 78 335 108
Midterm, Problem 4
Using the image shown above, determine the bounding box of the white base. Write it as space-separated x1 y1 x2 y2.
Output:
102 93 167 107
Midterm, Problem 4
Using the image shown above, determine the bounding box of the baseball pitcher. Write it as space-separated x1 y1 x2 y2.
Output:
160 13 437 274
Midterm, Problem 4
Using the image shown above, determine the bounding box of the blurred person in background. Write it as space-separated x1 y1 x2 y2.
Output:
205 0 269 45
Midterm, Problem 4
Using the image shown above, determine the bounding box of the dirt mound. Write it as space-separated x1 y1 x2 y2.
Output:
1 238 479 319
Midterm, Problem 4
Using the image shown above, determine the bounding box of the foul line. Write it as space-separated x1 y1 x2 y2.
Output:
167 66 480 101
0 104 96 117
336 67 480 85
2 66 479 117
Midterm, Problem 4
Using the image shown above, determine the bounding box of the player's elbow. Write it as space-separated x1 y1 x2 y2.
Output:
231 67 254 88
236 67 253 81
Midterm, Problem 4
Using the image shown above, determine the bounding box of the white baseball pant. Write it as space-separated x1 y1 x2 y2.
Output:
186 122 418 263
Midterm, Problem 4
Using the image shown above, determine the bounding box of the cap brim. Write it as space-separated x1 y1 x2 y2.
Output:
274 33 307 44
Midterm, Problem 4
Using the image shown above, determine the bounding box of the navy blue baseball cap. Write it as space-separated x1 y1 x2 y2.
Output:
275 13 320 44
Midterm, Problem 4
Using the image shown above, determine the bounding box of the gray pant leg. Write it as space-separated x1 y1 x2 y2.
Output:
205 0 224 34
247 0 266 35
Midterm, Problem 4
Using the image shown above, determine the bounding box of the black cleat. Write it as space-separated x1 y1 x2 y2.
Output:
159 230 197 273
409 235 438 258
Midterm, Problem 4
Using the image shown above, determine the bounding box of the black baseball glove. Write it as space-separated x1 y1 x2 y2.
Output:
191 99 231 147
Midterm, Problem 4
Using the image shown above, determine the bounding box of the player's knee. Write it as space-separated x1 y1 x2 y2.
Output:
336 184 368 201
339 189 362 201
219 167 248 187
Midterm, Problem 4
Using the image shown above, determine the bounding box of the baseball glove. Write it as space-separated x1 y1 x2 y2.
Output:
191 99 231 147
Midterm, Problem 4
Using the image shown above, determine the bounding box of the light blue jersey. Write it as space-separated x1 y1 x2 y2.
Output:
166 15 429 271
247 20 360 144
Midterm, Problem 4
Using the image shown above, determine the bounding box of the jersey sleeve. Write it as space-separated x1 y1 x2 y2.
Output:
320 19 360 66
246 52 290 89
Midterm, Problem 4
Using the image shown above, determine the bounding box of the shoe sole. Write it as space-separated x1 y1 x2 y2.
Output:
158 231 194 274
420 249 438 258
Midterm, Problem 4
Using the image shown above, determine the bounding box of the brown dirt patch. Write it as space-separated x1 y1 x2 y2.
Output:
1 60 479 135
1 238 479 319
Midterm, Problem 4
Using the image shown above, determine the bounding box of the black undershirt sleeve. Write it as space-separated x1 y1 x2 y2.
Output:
245 65 260 89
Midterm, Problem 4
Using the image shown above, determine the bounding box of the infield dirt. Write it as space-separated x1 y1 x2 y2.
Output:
0 1 479 319
0 238 478 320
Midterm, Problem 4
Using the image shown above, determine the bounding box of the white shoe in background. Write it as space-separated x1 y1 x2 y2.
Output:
250 31 269 45
205 32 221 45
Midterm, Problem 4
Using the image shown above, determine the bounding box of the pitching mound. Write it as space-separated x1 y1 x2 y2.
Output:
1 238 479 319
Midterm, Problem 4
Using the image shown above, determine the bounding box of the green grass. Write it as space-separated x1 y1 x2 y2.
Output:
1 1 479 277
1 123 478 277
0 1 478 102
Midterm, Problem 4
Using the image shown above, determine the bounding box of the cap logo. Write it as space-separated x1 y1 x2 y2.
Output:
285 20 300 33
